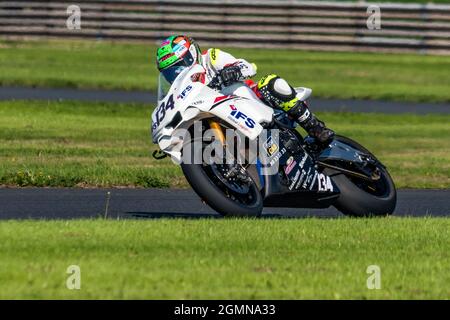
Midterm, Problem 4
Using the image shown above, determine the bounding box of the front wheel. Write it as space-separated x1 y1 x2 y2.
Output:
327 136 397 217
180 125 263 217
182 162 263 217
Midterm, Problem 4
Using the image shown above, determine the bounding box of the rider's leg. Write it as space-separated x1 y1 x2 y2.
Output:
256 74 334 144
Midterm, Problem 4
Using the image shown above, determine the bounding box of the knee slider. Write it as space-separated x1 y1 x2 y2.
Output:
257 74 298 111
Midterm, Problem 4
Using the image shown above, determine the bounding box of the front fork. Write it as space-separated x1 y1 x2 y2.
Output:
208 119 226 145
207 119 254 184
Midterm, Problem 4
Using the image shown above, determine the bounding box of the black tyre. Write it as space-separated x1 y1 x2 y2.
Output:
181 137 263 217
329 135 397 217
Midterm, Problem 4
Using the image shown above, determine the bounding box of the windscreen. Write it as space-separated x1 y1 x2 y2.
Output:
157 64 189 101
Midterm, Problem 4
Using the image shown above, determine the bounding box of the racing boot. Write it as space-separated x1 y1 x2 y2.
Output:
287 101 335 144
257 74 335 144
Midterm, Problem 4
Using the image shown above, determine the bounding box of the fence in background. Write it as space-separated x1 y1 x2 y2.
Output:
1 0 450 54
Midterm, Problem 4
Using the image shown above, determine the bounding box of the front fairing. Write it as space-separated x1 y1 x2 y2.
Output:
151 65 207 144
151 64 274 162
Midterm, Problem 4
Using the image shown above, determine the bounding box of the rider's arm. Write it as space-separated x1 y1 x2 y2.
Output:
206 48 257 80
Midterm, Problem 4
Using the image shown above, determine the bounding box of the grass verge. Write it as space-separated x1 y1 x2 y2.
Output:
0 218 448 299
0 100 448 189
2 39 450 103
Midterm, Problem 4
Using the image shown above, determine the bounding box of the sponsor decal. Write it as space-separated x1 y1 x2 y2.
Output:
286 156 293 165
228 105 256 129
269 147 286 167
160 53 175 61
298 109 311 123
299 153 308 168
308 171 318 190
237 62 247 70
191 99 204 106
295 169 307 189
289 169 301 190
172 40 188 58
175 48 187 57
303 168 313 189
284 156 297 175
317 173 334 192
264 136 279 157
177 85 192 100
234 61 253 77
210 48 218 65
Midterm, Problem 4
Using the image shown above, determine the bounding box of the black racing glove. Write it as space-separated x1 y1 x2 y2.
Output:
220 65 242 86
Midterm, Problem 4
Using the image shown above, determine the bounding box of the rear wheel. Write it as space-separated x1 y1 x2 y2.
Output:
327 135 397 217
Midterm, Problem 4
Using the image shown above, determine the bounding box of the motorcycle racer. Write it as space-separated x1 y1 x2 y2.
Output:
156 35 334 144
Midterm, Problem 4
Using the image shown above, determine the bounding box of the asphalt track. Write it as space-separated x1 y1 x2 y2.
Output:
0 188 448 219
1 86 449 114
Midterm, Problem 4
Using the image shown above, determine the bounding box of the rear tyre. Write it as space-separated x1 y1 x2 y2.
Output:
329 135 397 217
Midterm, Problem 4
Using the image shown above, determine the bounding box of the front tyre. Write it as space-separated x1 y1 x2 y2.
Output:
181 163 263 217
329 136 397 217
181 130 263 217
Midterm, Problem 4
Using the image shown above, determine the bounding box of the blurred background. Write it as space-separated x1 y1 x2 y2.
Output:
2 0 450 54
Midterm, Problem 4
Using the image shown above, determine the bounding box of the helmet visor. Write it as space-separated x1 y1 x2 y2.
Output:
160 50 195 84
161 64 187 85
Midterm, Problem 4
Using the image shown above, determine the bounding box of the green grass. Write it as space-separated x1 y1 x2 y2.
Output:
0 100 449 189
0 100 177 188
0 218 448 299
2 40 450 102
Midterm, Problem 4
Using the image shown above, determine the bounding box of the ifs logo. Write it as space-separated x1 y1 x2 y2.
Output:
177 85 192 100
229 105 256 129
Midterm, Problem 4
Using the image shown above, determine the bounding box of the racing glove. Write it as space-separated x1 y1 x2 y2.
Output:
220 65 243 86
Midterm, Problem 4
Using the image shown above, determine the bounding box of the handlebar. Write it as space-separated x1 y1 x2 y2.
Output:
208 72 223 90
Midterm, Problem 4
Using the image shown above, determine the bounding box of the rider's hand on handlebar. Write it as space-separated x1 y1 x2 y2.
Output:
208 74 223 90
220 65 242 87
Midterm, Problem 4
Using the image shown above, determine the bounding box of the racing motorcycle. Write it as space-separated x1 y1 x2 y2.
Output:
151 64 396 217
